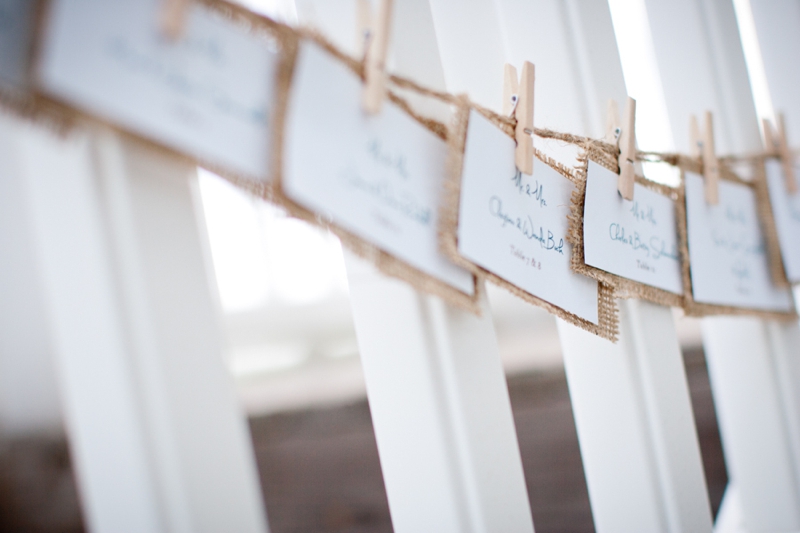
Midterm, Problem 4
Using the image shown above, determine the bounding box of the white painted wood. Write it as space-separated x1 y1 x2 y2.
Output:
640 0 800 529
0 114 62 437
558 301 713 533
701 318 800 529
745 0 800 511
735 0 800 125
5 112 268 533
441 1 713 531
291 1 535 531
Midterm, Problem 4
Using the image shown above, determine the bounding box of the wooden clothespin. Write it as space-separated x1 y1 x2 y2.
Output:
502 62 535 175
617 97 636 200
362 0 394 114
356 0 373 60
763 115 797 194
690 113 718 203
160 0 190 40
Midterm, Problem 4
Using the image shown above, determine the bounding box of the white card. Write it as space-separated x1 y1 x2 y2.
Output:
457 110 598 323
765 159 800 282
282 42 474 295
583 161 683 294
685 171 793 311
37 0 279 180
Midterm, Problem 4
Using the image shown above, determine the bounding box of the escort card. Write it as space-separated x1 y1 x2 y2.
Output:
583 161 683 294
457 110 598 323
0 0 35 92
685 171 793 311
765 159 800 282
37 0 279 180
282 42 474 296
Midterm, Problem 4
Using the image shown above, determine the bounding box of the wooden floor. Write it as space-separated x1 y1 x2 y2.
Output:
251 347 728 533
0 348 727 532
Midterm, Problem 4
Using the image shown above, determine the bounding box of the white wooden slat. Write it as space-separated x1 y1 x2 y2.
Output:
7 117 167 533
745 1 800 507
640 0 800 529
291 1 535 531
737 0 800 125
6 112 269 533
0 115 62 437
429 0 713 530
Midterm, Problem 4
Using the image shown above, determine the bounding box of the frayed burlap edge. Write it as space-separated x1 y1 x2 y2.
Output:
269 35 482 314
439 97 619 341
752 156 792 287
675 158 798 319
565 148 684 308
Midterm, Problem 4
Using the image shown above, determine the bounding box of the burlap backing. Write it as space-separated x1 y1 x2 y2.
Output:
674 158 797 319
752 156 792 287
439 98 619 341
269 33 482 313
565 145 684 309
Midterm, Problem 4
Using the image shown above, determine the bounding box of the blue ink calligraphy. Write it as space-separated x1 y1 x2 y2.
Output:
490 196 563 254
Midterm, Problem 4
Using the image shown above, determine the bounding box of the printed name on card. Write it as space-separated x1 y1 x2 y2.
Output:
36 0 290 183
277 40 477 310
567 157 683 306
679 168 795 317
441 106 617 340
760 158 800 284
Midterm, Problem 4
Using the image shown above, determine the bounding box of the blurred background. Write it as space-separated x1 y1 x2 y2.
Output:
0 161 721 533
0 0 776 530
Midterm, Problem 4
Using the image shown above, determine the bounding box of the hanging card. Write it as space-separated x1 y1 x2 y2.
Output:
36 0 290 184
441 106 617 340
278 40 477 309
567 157 683 306
680 169 795 317
762 158 800 283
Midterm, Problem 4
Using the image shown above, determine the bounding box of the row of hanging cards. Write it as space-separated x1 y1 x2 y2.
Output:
3 0 798 337
442 92 797 341
567 109 796 320
0 0 479 309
